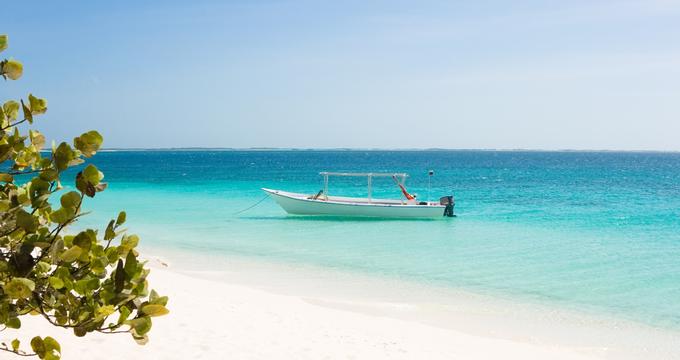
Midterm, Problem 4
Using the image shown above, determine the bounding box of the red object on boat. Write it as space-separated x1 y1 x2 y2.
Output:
392 175 415 200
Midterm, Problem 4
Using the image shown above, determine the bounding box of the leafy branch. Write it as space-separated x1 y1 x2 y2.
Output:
0 34 168 359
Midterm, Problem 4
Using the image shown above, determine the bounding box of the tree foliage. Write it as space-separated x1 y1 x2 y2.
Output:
0 34 168 359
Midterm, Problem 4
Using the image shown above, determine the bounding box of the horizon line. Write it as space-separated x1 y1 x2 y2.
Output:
95 147 680 153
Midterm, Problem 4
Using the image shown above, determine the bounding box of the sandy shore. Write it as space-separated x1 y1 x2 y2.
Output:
2 260 611 360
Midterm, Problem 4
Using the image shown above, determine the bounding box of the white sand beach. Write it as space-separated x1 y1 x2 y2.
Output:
1 258 609 360
7 253 680 360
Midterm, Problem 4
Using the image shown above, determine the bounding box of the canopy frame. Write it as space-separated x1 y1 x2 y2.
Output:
319 172 409 203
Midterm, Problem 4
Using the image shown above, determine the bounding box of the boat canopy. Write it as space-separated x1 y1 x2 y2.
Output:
319 172 408 178
319 172 409 202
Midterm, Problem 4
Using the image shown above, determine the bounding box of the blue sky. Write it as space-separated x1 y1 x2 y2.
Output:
3 0 680 150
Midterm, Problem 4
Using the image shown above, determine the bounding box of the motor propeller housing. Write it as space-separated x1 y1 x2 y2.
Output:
439 195 455 217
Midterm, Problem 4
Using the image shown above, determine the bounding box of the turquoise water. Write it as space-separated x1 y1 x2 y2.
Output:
69 150 680 329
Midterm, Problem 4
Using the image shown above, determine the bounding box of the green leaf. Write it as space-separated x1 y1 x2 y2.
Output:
29 178 50 203
141 304 169 317
39 168 58 182
49 238 64 264
73 230 95 251
36 261 51 273
0 144 11 163
86 277 100 290
11 339 20 352
124 250 138 277
3 100 20 120
50 207 74 224
117 305 131 325
59 246 82 263
30 336 60 359
90 256 107 275
105 219 116 240
53 142 77 171
73 130 103 158
127 316 152 336
43 337 61 360
1 58 23 80
154 295 169 306
3 278 35 299
121 234 139 250
44 337 60 352
21 99 33 124
29 130 46 149
28 94 48 114
60 191 81 209
82 164 102 185
73 326 87 337
6 317 21 329
116 211 126 225
49 276 64 289
95 305 116 320
74 278 94 295
133 334 149 345
150 289 160 301
30 337 46 358
0 34 7 53
114 259 125 292
76 171 96 197
16 209 37 232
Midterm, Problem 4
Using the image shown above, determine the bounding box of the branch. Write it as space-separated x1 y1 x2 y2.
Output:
0 226 19 238
0 117 29 131
32 294 131 334
104 223 123 251
96 329 130 334
0 346 37 357
0 184 52 238
4 169 44 176
33 295 80 329
35 193 85 264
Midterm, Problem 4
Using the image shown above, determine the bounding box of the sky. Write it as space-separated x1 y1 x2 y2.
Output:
2 0 680 150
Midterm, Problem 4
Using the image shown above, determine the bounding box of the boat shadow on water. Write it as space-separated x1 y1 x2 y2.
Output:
238 215 455 222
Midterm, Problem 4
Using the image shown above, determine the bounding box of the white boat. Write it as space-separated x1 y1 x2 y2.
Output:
263 172 454 218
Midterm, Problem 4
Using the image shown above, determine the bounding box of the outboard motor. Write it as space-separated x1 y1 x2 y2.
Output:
440 195 455 217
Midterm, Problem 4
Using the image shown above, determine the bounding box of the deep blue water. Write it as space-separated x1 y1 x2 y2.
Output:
68 150 680 329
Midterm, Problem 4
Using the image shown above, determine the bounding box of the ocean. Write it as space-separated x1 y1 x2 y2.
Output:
69 150 680 331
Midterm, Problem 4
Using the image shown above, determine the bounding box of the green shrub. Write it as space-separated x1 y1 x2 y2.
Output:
0 34 167 359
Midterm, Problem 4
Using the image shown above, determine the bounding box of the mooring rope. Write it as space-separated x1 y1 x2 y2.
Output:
232 195 269 215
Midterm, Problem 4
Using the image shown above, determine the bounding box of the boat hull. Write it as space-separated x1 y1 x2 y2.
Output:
263 188 448 218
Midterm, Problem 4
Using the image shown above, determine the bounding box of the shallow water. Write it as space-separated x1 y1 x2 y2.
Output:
67 150 680 330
